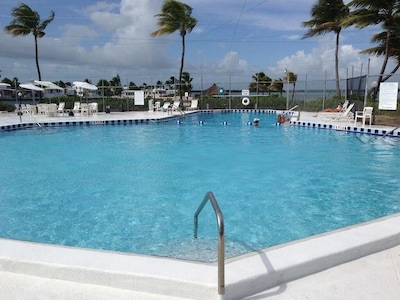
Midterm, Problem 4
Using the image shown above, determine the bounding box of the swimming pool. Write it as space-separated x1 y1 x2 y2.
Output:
1 111 399 262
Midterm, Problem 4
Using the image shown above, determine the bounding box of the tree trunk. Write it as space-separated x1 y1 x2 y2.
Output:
335 31 341 98
378 30 391 86
179 33 186 103
291 83 296 101
382 63 400 82
34 35 41 81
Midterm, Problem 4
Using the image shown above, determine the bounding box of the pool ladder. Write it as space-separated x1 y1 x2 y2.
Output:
194 191 225 297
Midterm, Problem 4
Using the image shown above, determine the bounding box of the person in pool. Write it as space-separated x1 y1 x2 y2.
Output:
253 118 259 126
277 114 288 124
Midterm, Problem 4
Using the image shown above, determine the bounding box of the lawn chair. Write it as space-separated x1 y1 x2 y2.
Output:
334 103 355 121
57 102 65 116
186 99 198 111
73 102 81 114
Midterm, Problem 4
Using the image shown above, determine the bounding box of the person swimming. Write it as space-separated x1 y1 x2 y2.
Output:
277 114 287 124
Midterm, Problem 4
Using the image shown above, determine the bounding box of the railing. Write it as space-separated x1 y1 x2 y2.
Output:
170 104 185 115
194 191 225 296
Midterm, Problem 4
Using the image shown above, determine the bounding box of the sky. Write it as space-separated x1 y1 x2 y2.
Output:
0 0 394 90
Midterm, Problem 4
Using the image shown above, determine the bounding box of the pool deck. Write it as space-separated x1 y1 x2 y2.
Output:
1 109 400 299
0 108 399 137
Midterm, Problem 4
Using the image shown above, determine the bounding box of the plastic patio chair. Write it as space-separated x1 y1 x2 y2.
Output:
354 107 373 127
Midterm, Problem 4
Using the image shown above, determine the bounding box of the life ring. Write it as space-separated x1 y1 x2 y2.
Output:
242 97 250 106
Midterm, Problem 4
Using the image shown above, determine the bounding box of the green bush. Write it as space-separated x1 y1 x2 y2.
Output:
0 101 14 112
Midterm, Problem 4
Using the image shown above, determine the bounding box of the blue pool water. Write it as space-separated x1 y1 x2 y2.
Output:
1 112 400 261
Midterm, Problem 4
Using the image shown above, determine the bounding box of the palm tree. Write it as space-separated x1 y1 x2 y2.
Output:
165 76 177 89
180 71 193 95
302 0 349 98
249 72 272 94
344 0 400 87
360 23 400 83
4 3 55 81
110 74 122 95
268 79 284 97
156 80 164 89
151 0 197 103
283 71 298 101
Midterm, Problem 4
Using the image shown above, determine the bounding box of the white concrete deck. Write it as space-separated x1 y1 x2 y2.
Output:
1 109 399 299
0 109 188 128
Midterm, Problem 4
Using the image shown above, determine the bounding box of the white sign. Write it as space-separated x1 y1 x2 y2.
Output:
379 82 398 110
241 89 250 96
134 90 144 105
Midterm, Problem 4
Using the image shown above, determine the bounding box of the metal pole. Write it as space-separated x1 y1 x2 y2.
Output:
201 75 203 110
102 84 105 113
345 68 348 102
256 73 259 110
323 70 327 111
304 73 307 110
229 73 232 110
285 69 289 110
371 80 378 124
373 87 377 124
363 58 370 108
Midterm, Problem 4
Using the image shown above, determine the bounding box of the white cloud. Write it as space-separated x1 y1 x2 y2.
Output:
85 1 120 13
216 51 248 74
0 0 395 87
90 11 131 31
267 41 392 85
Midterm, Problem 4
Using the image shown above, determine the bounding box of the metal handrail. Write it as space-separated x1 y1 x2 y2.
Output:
194 191 225 296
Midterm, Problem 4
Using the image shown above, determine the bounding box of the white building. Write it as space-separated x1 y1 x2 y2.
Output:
33 80 64 98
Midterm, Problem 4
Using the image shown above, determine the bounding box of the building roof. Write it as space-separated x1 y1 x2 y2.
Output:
33 80 63 90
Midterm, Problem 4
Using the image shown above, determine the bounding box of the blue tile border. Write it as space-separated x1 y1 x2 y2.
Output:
1 111 398 138
290 120 400 138
0 115 184 131
222 109 277 114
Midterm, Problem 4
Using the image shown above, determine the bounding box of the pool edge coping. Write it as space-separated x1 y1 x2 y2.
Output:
1 213 400 299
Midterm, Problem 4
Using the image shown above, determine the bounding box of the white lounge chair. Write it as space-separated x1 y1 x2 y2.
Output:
319 103 354 121
20 104 29 114
48 103 57 117
89 102 98 115
334 103 355 121
14 104 28 114
160 102 171 111
354 106 373 127
26 104 37 115
73 102 81 114
80 103 89 116
186 99 198 111
341 100 349 112
37 103 49 115
154 101 161 111
171 100 181 111
318 100 349 117
57 102 65 116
